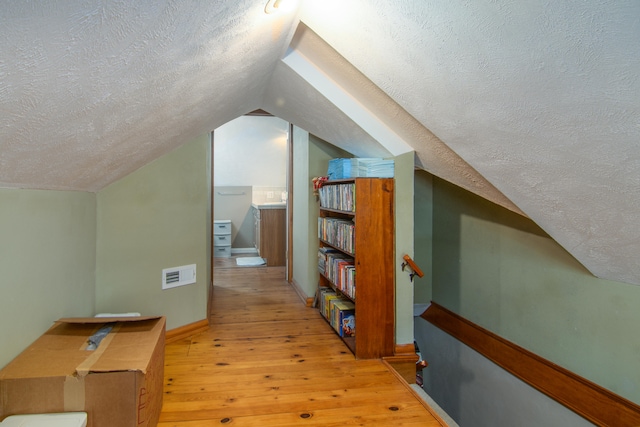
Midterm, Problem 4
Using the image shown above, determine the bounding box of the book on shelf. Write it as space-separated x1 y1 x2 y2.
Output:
342 265 355 299
318 287 333 313
318 182 356 212
322 290 341 320
341 311 355 338
325 294 356 337
318 217 355 254
318 246 341 275
318 249 356 300
333 299 355 337
328 298 341 333
335 259 354 298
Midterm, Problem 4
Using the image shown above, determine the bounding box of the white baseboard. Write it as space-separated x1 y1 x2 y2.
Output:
231 247 258 255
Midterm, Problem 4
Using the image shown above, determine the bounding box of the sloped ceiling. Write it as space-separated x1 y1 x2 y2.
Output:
0 0 290 190
1 1 639 286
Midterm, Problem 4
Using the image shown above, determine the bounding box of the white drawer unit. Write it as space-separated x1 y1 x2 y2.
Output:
214 233 231 246
213 219 232 258
214 219 232 235
214 245 232 258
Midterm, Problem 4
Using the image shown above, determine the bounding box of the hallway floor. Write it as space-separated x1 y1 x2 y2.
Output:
158 261 446 426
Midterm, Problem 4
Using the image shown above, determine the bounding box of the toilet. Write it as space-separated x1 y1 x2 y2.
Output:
0 412 87 427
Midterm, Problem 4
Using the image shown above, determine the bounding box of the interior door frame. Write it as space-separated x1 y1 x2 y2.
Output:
286 122 294 282
208 130 215 318
209 117 294 293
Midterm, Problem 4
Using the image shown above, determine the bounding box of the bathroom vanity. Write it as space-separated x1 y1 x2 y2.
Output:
252 203 286 266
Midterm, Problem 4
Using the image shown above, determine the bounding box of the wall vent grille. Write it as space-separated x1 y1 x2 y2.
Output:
162 264 196 290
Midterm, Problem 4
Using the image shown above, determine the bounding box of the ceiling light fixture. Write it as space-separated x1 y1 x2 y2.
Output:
264 0 283 14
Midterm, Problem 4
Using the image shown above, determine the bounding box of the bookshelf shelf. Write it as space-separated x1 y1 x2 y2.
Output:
317 177 395 359
319 239 355 257
319 271 355 303
319 207 355 217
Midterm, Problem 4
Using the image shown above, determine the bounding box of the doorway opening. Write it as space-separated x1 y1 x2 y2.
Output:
210 114 292 282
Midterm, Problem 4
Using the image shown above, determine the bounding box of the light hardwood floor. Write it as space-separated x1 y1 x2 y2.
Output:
159 260 446 426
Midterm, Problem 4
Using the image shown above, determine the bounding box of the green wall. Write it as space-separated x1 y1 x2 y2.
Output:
413 170 433 304
431 176 640 404
0 134 211 368
96 134 211 330
394 151 416 345
291 126 312 296
291 128 352 298
0 189 96 369
290 135 418 347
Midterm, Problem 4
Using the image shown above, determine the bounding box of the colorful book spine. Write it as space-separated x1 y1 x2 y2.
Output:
334 300 355 337
318 183 356 212
317 217 355 254
318 250 356 300
330 299 355 337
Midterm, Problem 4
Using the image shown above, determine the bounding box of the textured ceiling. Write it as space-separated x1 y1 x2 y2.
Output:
298 0 640 286
1 1 640 286
0 0 292 190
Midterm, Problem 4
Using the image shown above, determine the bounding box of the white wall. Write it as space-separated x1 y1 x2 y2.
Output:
214 115 288 187
213 115 289 247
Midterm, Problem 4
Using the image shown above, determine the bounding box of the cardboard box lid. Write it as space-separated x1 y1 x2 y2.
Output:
0 316 165 380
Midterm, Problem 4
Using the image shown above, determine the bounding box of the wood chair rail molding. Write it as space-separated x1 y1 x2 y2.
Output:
421 302 640 427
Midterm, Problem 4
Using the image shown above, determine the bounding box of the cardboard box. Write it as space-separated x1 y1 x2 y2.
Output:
0 316 165 427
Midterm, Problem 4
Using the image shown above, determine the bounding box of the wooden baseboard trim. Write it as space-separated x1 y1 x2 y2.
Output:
290 279 314 307
383 344 419 363
382 343 420 384
394 343 417 356
422 302 640 427
165 319 209 344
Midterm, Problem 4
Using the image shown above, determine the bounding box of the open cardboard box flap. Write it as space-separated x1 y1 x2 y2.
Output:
57 315 162 324
0 316 165 378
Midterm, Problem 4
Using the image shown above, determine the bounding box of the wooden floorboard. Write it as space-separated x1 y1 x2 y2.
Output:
159 260 446 426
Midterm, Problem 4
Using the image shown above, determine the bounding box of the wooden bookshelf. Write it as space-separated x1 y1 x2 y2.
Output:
317 178 395 359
